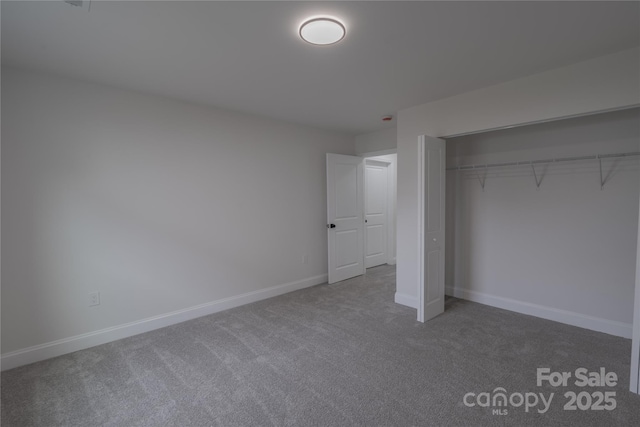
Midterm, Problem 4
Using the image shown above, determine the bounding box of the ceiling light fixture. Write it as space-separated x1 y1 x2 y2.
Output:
299 17 346 46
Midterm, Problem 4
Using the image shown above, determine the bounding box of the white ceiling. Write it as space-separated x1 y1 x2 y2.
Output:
2 1 639 135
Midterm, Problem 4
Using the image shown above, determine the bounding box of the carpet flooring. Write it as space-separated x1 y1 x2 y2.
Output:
2 265 640 426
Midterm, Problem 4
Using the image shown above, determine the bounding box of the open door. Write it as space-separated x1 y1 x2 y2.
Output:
326 153 365 284
418 136 446 322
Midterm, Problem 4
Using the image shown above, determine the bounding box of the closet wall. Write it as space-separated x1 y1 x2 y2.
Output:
445 108 640 337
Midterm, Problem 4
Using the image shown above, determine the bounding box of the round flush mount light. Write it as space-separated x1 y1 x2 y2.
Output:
299 17 346 46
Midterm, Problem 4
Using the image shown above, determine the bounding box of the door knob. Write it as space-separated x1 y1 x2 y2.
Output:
327 224 336 228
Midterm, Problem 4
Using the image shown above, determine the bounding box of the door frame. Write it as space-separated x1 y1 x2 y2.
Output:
360 149 398 268
364 158 393 268
326 150 397 284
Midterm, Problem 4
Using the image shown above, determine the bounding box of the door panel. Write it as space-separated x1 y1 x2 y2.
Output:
365 161 389 268
426 249 441 303
335 163 359 218
427 149 442 233
336 230 360 268
418 136 446 322
366 225 384 258
327 153 364 284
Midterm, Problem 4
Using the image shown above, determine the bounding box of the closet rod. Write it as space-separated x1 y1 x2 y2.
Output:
446 151 640 171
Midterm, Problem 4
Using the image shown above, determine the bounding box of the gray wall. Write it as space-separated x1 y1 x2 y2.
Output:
355 127 397 155
445 108 640 331
1 67 354 356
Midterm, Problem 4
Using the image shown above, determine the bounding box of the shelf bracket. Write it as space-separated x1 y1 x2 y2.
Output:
475 170 486 191
531 164 542 190
599 157 604 190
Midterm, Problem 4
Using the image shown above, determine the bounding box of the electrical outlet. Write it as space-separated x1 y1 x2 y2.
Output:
89 292 100 307
302 254 308 264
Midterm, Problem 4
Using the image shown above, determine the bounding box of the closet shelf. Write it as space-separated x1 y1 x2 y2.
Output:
446 151 640 171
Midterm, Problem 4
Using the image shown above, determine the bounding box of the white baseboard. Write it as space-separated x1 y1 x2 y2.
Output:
395 292 418 309
445 285 632 339
1 274 328 371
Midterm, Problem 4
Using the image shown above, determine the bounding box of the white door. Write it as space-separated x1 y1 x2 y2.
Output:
631 195 640 394
326 153 364 284
418 136 446 322
365 160 389 268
